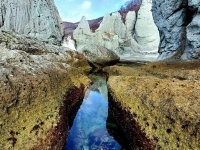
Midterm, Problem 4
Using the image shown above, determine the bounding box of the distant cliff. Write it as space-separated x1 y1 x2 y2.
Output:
63 0 142 37
0 0 63 45
64 0 160 62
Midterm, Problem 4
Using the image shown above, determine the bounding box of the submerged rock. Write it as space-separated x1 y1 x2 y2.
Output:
0 0 63 45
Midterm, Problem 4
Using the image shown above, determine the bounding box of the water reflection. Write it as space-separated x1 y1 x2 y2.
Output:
66 76 121 150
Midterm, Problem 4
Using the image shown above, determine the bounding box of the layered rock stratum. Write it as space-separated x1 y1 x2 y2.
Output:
0 0 63 45
152 0 200 60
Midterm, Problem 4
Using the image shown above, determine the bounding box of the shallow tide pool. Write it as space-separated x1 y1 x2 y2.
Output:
66 76 121 150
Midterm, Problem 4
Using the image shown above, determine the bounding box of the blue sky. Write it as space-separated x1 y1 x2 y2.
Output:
54 0 129 22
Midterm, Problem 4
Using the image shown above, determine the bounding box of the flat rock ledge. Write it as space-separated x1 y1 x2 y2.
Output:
104 61 200 149
0 30 91 149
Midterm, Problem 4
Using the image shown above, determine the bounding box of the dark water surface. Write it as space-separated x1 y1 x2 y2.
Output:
66 75 121 150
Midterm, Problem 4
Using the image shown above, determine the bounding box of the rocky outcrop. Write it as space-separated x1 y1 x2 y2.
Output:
71 0 160 62
0 0 63 45
73 16 92 51
184 1 200 60
82 44 120 67
152 0 200 60
133 0 160 53
0 30 91 149
104 61 200 149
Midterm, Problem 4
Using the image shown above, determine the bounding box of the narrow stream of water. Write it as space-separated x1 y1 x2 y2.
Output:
66 75 121 150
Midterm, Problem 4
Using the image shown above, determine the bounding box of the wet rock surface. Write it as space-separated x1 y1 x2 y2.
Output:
104 61 200 149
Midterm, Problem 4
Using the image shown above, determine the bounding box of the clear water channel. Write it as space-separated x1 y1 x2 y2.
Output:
66 75 121 150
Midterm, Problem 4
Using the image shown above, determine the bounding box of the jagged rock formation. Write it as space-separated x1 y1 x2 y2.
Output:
152 0 200 60
73 16 93 51
104 62 200 149
72 0 160 62
184 1 200 60
0 0 63 45
133 0 160 53
0 30 91 149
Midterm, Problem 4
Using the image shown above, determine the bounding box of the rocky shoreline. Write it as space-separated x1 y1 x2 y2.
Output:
104 61 200 149
0 31 91 149
0 0 199 149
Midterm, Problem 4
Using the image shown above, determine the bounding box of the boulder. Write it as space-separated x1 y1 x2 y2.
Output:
62 36 76 50
81 44 120 67
0 0 63 45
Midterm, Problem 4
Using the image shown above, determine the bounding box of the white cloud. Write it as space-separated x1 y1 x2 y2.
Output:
81 1 92 10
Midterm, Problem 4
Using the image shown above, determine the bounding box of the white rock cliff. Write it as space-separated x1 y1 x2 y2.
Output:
0 0 63 45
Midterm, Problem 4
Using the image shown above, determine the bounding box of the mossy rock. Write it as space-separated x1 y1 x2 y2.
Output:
105 61 200 149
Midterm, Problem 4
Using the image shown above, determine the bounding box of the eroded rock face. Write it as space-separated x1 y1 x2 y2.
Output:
0 30 91 149
184 1 200 59
134 0 160 53
0 0 63 45
152 0 200 60
73 16 92 51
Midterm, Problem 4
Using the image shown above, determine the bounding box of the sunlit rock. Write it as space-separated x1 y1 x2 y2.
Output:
0 30 91 149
